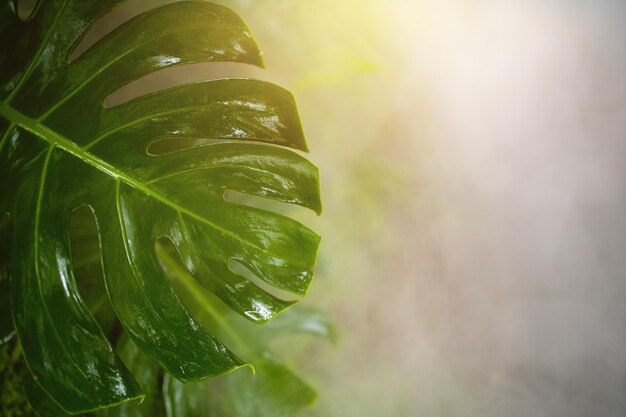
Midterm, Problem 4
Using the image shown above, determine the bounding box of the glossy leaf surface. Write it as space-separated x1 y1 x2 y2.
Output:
0 0 320 414
159 247 335 417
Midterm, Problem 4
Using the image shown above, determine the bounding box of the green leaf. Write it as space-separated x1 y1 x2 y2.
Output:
158 247 334 417
0 0 320 414
163 353 317 417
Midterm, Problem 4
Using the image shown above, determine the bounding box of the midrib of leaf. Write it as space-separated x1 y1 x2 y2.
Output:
0 102 279 259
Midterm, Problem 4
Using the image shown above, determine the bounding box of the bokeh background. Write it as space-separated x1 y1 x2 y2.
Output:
78 0 626 416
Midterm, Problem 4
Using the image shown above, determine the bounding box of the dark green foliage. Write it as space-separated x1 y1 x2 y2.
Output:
0 1 325 415
0 340 35 417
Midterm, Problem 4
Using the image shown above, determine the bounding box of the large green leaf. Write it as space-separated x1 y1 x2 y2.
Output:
0 0 320 414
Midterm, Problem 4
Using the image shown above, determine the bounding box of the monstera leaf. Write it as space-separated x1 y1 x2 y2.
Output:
0 0 321 414
19 238 335 417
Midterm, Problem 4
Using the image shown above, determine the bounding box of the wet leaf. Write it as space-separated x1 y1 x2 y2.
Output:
0 0 320 414
158 249 335 417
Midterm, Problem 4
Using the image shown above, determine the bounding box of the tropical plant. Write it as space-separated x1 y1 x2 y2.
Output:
0 1 328 415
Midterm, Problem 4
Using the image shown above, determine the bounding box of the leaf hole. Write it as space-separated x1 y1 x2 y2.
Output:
16 0 38 21
104 62 264 108
155 238 296 322
224 190 318 228
228 258 298 302
69 205 116 333
68 0 144 63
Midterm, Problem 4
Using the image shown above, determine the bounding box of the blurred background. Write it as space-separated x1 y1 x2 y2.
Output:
76 0 626 416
